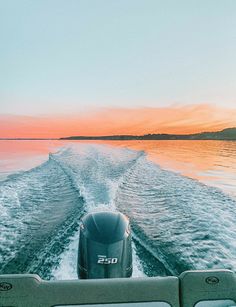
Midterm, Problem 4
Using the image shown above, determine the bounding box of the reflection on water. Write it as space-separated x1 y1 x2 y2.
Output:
0 140 62 179
0 140 236 196
99 140 236 197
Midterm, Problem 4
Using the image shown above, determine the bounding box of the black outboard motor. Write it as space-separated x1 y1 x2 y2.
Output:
77 211 132 279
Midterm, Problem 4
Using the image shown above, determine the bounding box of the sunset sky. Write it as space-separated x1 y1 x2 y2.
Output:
1 0 236 137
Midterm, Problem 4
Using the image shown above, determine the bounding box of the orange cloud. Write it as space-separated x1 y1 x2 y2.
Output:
1 104 236 138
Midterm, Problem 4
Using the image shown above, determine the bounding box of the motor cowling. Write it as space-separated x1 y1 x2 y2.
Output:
77 211 132 279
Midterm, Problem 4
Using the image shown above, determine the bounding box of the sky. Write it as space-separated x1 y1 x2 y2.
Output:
0 0 236 137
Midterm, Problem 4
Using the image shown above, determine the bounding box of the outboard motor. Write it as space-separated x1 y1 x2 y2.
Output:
77 211 132 279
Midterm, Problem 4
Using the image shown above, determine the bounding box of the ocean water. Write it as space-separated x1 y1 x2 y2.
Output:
0 140 236 280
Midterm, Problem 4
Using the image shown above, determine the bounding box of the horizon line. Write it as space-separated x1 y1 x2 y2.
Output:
1 126 235 140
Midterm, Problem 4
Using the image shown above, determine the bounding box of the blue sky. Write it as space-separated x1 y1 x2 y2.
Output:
0 0 236 115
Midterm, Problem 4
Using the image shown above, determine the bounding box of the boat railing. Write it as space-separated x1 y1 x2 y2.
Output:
0 269 236 307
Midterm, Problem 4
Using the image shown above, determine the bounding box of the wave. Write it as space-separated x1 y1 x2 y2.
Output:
50 144 145 211
115 157 236 275
1 143 236 279
0 144 145 279
0 157 84 279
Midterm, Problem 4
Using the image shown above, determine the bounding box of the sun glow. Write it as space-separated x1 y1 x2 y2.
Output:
1 104 236 138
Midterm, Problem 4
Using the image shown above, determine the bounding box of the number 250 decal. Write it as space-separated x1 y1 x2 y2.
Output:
97 256 118 264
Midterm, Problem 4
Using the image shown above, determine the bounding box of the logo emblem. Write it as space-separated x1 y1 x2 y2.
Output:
205 276 219 285
0 282 13 291
97 255 118 264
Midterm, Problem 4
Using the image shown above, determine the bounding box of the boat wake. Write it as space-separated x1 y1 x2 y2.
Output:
1 143 236 279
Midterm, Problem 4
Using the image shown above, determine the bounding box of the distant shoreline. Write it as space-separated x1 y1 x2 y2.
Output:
56 127 236 141
1 127 236 141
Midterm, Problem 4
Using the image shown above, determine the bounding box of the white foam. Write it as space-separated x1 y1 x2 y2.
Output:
52 230 146 280
52 232 79 280
50 144 146 279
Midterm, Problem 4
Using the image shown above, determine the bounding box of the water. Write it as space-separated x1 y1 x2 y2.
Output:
0 140 236 279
